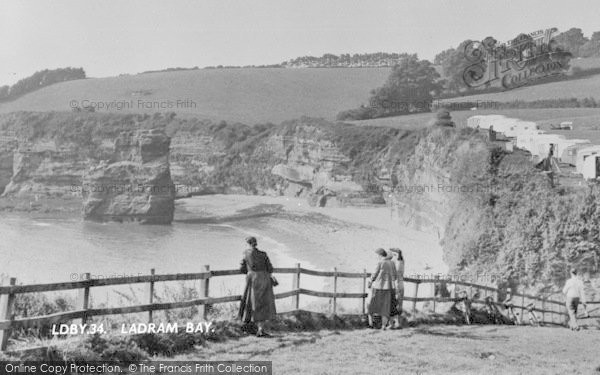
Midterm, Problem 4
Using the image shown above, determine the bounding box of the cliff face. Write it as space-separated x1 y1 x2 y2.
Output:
266 126 365 203
389 127 491 237
82 129 175 224
168 119 389 204
2 149 87 197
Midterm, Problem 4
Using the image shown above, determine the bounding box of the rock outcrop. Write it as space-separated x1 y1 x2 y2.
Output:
2 149 87 197
82 129 175 224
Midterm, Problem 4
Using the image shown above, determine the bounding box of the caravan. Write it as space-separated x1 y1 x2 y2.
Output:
516 131 546 154
511 121 540 137
575 145 600 174
560 143 593 166
554 139 591 163
531 134 566 158
467 115 506 130
489 118 520 137
582 154 600 179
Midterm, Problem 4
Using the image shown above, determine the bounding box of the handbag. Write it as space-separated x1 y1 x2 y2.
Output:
271 275 279 287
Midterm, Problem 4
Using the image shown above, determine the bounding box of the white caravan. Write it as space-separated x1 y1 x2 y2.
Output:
467 115 506 130
576 145 600 174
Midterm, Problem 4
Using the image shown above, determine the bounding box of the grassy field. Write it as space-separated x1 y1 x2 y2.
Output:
2 58 600 126
0 68 390 124
442 74 600 104
175 325 600 375
351 108 600 143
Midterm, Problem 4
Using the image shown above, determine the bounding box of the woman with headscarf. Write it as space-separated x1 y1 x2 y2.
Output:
389 248 404 329
238 236 277 337
367 248 397 330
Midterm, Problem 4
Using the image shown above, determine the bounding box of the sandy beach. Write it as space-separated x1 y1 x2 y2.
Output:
175 194 447 278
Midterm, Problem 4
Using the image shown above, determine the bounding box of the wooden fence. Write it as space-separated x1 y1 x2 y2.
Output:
0 264 598 351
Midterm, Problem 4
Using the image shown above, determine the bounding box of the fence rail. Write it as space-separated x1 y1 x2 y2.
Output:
0 264 598 351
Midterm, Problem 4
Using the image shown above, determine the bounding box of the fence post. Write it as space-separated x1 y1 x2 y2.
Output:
541 298 545 324
148 269 155 323
432 280 437 313
0 277 16 351
77 273 90 325
199 265 210 320
333 268 338 316
412 281 419 315
520 293 525 324
293 263 301 311
362 268 367 315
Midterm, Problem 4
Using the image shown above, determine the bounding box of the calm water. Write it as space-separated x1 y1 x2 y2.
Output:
0 213 421 313
0 215 312 283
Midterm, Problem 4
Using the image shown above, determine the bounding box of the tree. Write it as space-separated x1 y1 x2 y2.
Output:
441 40 484 93
431 109 455 127
579 31 600 57
368 54 442 117
553 28 588 57
434 48 455 65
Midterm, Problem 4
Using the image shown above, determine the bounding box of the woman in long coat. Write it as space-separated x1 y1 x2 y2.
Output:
238 236 276 336
367 248 397 330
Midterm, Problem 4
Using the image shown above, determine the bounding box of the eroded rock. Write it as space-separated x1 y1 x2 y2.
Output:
82 129 175 224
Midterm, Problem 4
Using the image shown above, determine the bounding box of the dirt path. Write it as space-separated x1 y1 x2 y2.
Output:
175 325 600 375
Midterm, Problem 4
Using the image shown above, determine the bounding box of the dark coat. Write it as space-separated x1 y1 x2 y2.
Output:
238 247 276 323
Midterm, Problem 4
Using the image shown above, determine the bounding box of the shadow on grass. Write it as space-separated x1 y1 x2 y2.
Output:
412 326 510 341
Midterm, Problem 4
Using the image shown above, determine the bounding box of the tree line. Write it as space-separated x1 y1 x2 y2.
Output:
0 67 86 102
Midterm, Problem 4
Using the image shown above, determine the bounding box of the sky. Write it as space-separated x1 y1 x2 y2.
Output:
1 0 599 85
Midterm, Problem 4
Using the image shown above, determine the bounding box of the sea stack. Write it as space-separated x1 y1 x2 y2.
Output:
82 129 175 224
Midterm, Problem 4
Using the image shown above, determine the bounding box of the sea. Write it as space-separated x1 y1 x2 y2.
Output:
0 213 343 312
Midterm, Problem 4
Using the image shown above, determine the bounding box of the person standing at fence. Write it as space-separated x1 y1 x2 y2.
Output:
238 236 277 337
367 248 397 330
503 287 520 325
563 268 589 331
389 248 404 329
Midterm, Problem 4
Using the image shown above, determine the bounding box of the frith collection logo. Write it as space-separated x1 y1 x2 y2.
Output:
462 28 572 90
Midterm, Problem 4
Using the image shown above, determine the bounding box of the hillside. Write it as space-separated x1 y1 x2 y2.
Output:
0 68 391 124
3 58 600 126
